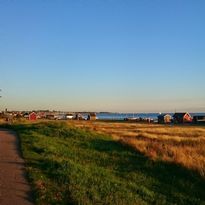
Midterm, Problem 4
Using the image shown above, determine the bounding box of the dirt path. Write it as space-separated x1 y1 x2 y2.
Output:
0 129 34 205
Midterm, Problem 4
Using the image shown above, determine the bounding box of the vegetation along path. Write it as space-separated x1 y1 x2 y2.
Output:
0 129 33 205
5 122 205 205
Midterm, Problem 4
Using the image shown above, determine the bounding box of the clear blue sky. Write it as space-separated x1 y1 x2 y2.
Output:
0 0 205 112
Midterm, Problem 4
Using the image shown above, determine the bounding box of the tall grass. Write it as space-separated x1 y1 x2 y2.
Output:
69 121 205 177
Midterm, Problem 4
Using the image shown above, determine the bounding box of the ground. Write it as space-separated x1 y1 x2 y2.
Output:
0 129 33 205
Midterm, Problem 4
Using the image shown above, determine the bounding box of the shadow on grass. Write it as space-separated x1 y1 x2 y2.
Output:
27 137 205 204
88 138 205 204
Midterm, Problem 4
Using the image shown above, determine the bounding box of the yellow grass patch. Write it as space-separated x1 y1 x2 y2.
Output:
68 121 205 177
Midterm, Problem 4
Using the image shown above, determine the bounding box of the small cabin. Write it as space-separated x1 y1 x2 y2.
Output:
193 115 205 123
4 113 14 122
29 112 37 121
87 113 97 120
37 112 46 119
66 113 74 120
173 112 192 123
75 113 85 120
46 114 56 120
23 112 29 119
158 114 172 124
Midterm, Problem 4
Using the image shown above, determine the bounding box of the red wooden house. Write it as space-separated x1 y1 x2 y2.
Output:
29 112 37 121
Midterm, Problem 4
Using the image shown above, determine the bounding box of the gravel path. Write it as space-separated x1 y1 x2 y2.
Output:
0 129 34 205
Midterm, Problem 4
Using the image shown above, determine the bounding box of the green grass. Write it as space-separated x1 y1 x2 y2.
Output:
3 122 205 205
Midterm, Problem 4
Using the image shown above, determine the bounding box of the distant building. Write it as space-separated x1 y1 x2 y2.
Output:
5 113 13 122
37 112 46 119
46 114 56 120
66 113 74 120
87 113 97 120
75 113 85 120
56 114 67 120
15 113 22 119
193 115 205 123
29 112 37 121
158 114 172 124
23 112 29 119
173 112 192 123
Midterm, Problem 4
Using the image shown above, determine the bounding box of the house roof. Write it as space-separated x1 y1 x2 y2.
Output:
158 114 171 118
173 112 190 118
29 112 37 115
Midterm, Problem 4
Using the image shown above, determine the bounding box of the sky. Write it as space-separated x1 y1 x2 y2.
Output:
0 0 205 113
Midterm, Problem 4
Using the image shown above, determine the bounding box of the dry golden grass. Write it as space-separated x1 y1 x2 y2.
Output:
68 120 205 177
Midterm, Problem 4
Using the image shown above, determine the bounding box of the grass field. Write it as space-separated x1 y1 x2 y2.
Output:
69 121 205 178
1 121 205 204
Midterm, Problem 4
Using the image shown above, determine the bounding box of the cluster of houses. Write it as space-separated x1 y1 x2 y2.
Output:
0 110 97 122
158 112 205 124
1 110 204 124
124 112 205 124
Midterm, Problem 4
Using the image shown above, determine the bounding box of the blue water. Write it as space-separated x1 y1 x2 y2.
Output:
95 112 205 120
96 113 159 120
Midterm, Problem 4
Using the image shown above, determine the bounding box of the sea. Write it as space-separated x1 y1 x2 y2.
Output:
93 112 205 121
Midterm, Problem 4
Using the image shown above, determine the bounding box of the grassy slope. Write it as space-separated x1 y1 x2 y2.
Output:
4 122 205 205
